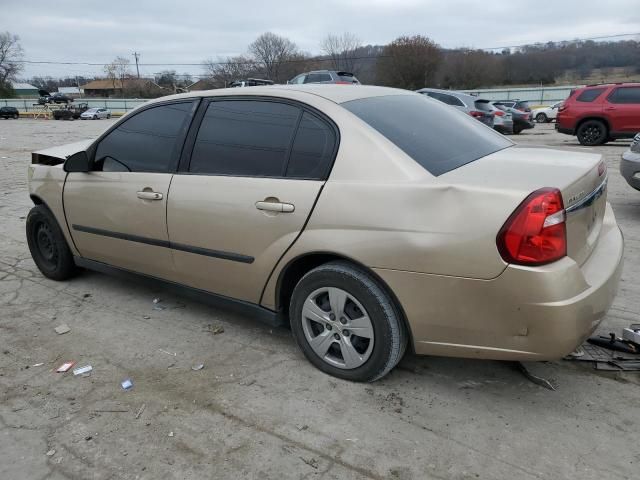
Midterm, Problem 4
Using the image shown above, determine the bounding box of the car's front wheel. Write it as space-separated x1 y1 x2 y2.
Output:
577 120 607 146
535 113 547 123
26 205 79 281
93 115 98 120
290 261 407 382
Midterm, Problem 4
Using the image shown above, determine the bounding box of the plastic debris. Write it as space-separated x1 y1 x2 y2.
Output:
46 449 56 456
135 403 146 419
54 324 71 335
168 431 174 437
73 365 93 376
191 364 204 371
158 349 176 356
56 361 75 373
32 363 44 367
121 378 133 390
143 315 151 319
204 324 224 335
153 298 161 304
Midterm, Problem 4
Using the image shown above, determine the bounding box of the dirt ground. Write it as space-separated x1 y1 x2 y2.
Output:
1 118 639 480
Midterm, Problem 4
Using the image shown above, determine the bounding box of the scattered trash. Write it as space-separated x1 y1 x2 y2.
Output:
82 293 92 299
567 346 585 358
54 324 71 335
135 403 146 419
300 456 319 469
153 298 161 304
622 324 640 345
143 315 150 320
514 362 555 391
191 364 204 371
296 424 309 431
73 365 93 376
588 333 638 354
56 361 75 373
46 449 56 456
153 305 166 311
204 324 225 335
121 379 133 390
32 363 44 367
168 431 174 437
158 349 177 357
85 436 93 441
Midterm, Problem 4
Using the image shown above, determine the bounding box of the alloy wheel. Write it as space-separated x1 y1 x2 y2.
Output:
301 287 374 369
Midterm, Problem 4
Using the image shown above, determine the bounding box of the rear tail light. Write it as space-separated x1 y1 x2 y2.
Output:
494 110 505 117
335 81 352 85
558 102 567 112
497 188 566 266
469 111 485 118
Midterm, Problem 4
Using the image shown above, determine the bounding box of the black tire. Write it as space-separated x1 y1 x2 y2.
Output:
13 113 19 119
93 115 98 120
535 113 547 123
290 261 408 382
513 126 522 134
577 120 608 146
107 114 111 119
26 205 79 281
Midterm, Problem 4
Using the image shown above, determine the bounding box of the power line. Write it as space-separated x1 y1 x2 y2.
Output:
14 31 640 68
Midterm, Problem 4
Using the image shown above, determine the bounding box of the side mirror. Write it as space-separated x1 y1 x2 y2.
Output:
64 151 90 173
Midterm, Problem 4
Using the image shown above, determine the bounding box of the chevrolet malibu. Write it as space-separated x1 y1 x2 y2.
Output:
26 85 624 382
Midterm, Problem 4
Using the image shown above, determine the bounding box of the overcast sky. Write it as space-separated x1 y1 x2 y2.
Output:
3 0 640 79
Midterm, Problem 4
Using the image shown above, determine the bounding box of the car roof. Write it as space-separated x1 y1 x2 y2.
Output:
148 84 415 106
416 88 478 101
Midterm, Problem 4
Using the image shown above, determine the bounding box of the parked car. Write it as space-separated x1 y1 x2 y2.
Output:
0 106 19 119
493 101 535 134
27 85 623 382
532 102 562 123
556 83 640 146
481 100 513 134
38 90 74 105
53 103 89 120
80 108 111 120
416 88 494 128
288 70 360 85
621 133 640 191
228 78 274 88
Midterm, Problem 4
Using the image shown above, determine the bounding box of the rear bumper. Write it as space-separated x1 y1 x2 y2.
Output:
555 124 574 135
621 151 640 191
375 203 624 360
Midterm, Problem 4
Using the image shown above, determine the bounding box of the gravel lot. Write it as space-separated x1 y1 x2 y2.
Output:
1 118 639 480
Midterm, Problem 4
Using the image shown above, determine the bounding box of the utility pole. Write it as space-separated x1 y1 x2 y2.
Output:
132 52 140 78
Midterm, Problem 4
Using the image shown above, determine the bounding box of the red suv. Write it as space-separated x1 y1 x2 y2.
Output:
556 83 640 145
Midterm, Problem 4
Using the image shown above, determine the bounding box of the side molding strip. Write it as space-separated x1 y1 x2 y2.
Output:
72 224 254 264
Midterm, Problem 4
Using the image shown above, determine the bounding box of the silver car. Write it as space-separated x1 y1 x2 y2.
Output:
80 108 111 120
621 133 640 191
417 88 494 128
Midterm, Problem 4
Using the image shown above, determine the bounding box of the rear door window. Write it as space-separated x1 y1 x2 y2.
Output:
286 112 337 179
305 73 332 83
576 88 605 102
189 100 301 177
95 101 194 173
474 100 493 112
608 87 640 104
343 94 512 176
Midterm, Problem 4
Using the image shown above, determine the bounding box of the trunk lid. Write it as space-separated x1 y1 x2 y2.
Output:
442 145 607 266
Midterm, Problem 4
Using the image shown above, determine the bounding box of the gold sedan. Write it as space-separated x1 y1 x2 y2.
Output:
26 85 623 381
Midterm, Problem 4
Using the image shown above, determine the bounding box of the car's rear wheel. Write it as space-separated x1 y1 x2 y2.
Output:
535 113 547 123
513 125 522 134
12 113 19 119
93 115 98 120
26 205 79 281
290 261 407 382
577 120 607 146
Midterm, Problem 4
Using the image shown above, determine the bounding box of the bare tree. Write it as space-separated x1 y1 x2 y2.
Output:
0 32 24 96
203 55 260 88
376 35 442 89
320 33 362 73
248 32 298 82
103 62 118 90
104 57 132 95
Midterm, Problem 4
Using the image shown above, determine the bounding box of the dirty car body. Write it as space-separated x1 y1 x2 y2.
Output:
27 85 624 382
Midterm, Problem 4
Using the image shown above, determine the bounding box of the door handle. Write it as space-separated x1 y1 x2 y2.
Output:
604 106 616 111
255 201 295 213
137 191 163 200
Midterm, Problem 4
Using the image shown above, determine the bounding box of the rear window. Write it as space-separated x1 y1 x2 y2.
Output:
576 88 605 102
338 74 358 83
474 100 493 112
342 94 512 176
514 101 530 111
305 73 332 83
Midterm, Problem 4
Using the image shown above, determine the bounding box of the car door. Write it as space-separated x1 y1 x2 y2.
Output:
605 86 640 133
64 100 197 279
167 98 338 303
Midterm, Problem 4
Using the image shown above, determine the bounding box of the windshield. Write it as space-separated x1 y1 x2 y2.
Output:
342 94 512 176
